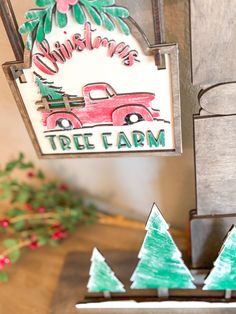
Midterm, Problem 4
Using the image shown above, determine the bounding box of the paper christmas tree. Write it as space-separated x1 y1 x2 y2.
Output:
130 204 196 289
87 248 125 293
203 226 236 291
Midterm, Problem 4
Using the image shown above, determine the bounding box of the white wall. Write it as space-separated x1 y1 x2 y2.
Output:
0 0 198 229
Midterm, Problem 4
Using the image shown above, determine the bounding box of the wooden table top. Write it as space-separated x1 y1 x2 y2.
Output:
0 223 186 314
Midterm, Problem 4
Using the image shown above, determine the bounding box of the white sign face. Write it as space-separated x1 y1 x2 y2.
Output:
7 1 181 157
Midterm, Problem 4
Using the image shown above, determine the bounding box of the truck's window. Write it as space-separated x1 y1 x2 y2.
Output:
89 89 109 100
107 88 115 97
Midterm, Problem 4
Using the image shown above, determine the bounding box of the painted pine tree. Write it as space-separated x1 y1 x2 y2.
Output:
130 204 196 290
87 248 125 294
34 73 71 108
203 226 236 292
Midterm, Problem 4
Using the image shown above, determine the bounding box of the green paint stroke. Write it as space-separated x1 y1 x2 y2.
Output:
35 74 65 106
19 0 130 50
130 204 196 290
203 226 236 290
87 248 125 293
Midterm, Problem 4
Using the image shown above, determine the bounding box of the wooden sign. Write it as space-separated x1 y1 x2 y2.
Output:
3 0 182 158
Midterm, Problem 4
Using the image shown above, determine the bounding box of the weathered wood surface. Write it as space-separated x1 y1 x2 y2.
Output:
194 115 236 215
51 252 236 314
0 0 24 60
199 83 236 115
190 211 236 268
190 0 236 86
117 0 164 45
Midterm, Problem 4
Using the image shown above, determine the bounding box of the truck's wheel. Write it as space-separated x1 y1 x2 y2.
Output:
57 118 73 130
125 113 144 125
112 105 153 126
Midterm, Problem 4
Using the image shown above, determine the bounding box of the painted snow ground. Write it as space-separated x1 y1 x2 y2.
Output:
76 301 236 309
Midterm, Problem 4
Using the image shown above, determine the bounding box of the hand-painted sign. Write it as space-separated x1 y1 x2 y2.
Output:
3 0 181 157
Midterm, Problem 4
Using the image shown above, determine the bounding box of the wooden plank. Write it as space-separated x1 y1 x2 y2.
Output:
50 251 236 314
0 0 24 60
190 212 236 268
199 83 236 115
194 114 236 215
190 0 236 86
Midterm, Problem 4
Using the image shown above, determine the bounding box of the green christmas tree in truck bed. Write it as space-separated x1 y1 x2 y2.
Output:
87 248 125 295
35 73 65 105
203 226 236 292
130 203 196 290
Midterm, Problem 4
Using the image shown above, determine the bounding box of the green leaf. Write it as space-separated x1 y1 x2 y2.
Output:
84 5 102 25
13 220 25 231
9 250 20 263
72 3 86 24
15 190 30 203
26 33 33 50
3 239 17 248
19 162 34 169
37 170 45 179
116 17 130 35
19 152 24 161
35 0 55 7
0 182 11 200
19 20 39 34
101 12 115 31
25 9 46 20
7 208 24 218
44 6 54 34
37 235 49 246
5 161 18 172
36 19 46 43
56 11 68 28
104 7 129 18
0 272 8 282
98 0 115 6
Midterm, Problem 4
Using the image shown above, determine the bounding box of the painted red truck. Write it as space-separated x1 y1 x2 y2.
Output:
40 83 160 130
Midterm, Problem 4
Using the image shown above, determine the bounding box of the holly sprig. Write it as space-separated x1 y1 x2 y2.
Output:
0 153 97 281
19 0 130 50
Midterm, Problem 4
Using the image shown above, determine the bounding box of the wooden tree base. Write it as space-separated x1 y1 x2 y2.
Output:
50 252 236 314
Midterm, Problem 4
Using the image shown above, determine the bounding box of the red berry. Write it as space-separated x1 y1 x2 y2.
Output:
51 230 67 240
0 219 10 228
3 257 10 265
0 256 11 269
29 241 39 250
29 235 39 250
59 184 68 191
24 203 33 211
27 171 35 178
38 207 46 213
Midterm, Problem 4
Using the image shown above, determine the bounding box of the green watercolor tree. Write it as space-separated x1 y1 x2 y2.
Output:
130 204 196 291
35 74 65 106
203 226 236 294
87 248 125 295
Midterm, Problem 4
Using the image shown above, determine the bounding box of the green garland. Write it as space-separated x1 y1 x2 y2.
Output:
0 153 96 281
19 0 130 50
